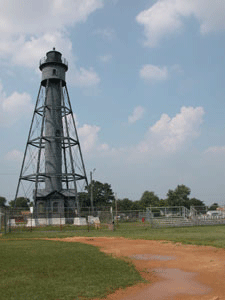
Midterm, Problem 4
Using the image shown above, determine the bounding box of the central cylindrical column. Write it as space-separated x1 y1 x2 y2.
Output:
45 82 62 192
39 48 68 193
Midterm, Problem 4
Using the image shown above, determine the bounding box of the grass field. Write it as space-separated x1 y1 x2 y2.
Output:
1 223 225 299
3 222 225 248
0 239 143 300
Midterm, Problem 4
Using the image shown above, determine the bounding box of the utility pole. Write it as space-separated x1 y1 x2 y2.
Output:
90 168 96 215
115 193 118 227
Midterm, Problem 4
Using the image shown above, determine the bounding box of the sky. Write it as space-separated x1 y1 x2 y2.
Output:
0 0 225 206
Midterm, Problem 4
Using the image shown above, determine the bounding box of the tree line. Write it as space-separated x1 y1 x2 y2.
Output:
0 181 219 211
0 197 32 209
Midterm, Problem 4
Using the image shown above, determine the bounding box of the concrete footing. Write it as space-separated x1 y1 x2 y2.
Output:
8 219 16 226
74 217 87 225
88 216 100 224
26 218 66 227
24 216 101 227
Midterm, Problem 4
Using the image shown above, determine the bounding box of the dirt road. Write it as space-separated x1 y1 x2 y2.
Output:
51 237 225 300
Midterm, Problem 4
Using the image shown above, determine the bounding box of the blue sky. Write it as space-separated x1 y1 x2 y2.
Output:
0 0 225 205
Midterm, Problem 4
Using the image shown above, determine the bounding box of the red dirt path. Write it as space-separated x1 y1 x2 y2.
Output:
50 237 225 300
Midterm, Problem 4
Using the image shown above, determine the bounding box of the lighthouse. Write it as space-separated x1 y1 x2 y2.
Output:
14 48 88 222
40 48 66 194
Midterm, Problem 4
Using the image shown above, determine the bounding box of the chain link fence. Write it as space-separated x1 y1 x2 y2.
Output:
0 206 147 234
1 205 225 234
147 205 225 228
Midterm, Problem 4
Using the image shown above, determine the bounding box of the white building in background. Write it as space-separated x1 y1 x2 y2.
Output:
206 210 223 218
217 206 225 212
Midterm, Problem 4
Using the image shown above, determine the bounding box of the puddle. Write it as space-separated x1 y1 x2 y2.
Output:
131 254 176 261
121 268 211 300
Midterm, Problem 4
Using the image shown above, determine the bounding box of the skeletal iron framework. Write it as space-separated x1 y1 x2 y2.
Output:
14 49 88 214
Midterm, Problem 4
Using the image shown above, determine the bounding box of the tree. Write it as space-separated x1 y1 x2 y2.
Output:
116 198 134 211
86 180 115 207
139 191 160 209
189 198 206 209
78 192 89 207
130 200 142 211
0 196 6 207
208 203 219 211
166 185 205 209
159 199 168 207
9 197 30 209
166 185 191 207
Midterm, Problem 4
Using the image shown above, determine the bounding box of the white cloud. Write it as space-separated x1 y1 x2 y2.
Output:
73 113 79 127
78 106 205 158
97 143 110 152
80 106 205 160
128 106 145 124
2 92 32 115
0 82 33 127
137 106 205 154
5 150 23 162
0 0 103 87
140 64 169 82
71 67 101 87
11 32 73 69
171 64 183 74
204 146 225 155
94 28 116 41
77 123 110 155
136 0 225 47
0 0 104 36
78 124 100 153
99 54 112 63
51 0 104 27
6 32 100 87
111 0 119 4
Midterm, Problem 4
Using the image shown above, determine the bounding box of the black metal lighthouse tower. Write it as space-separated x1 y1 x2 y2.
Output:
14 48 88 219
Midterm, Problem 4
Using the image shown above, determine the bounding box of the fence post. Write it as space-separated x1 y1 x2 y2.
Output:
31 211 33 232
60 212 62 231
150 207 153 228
0 208 2 233
4 210 7 234
9 210 11 233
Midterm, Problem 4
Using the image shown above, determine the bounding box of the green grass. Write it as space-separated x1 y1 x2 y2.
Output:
4 224 98 233
0 239 143 300
1 223 225 299
2 222 225 249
